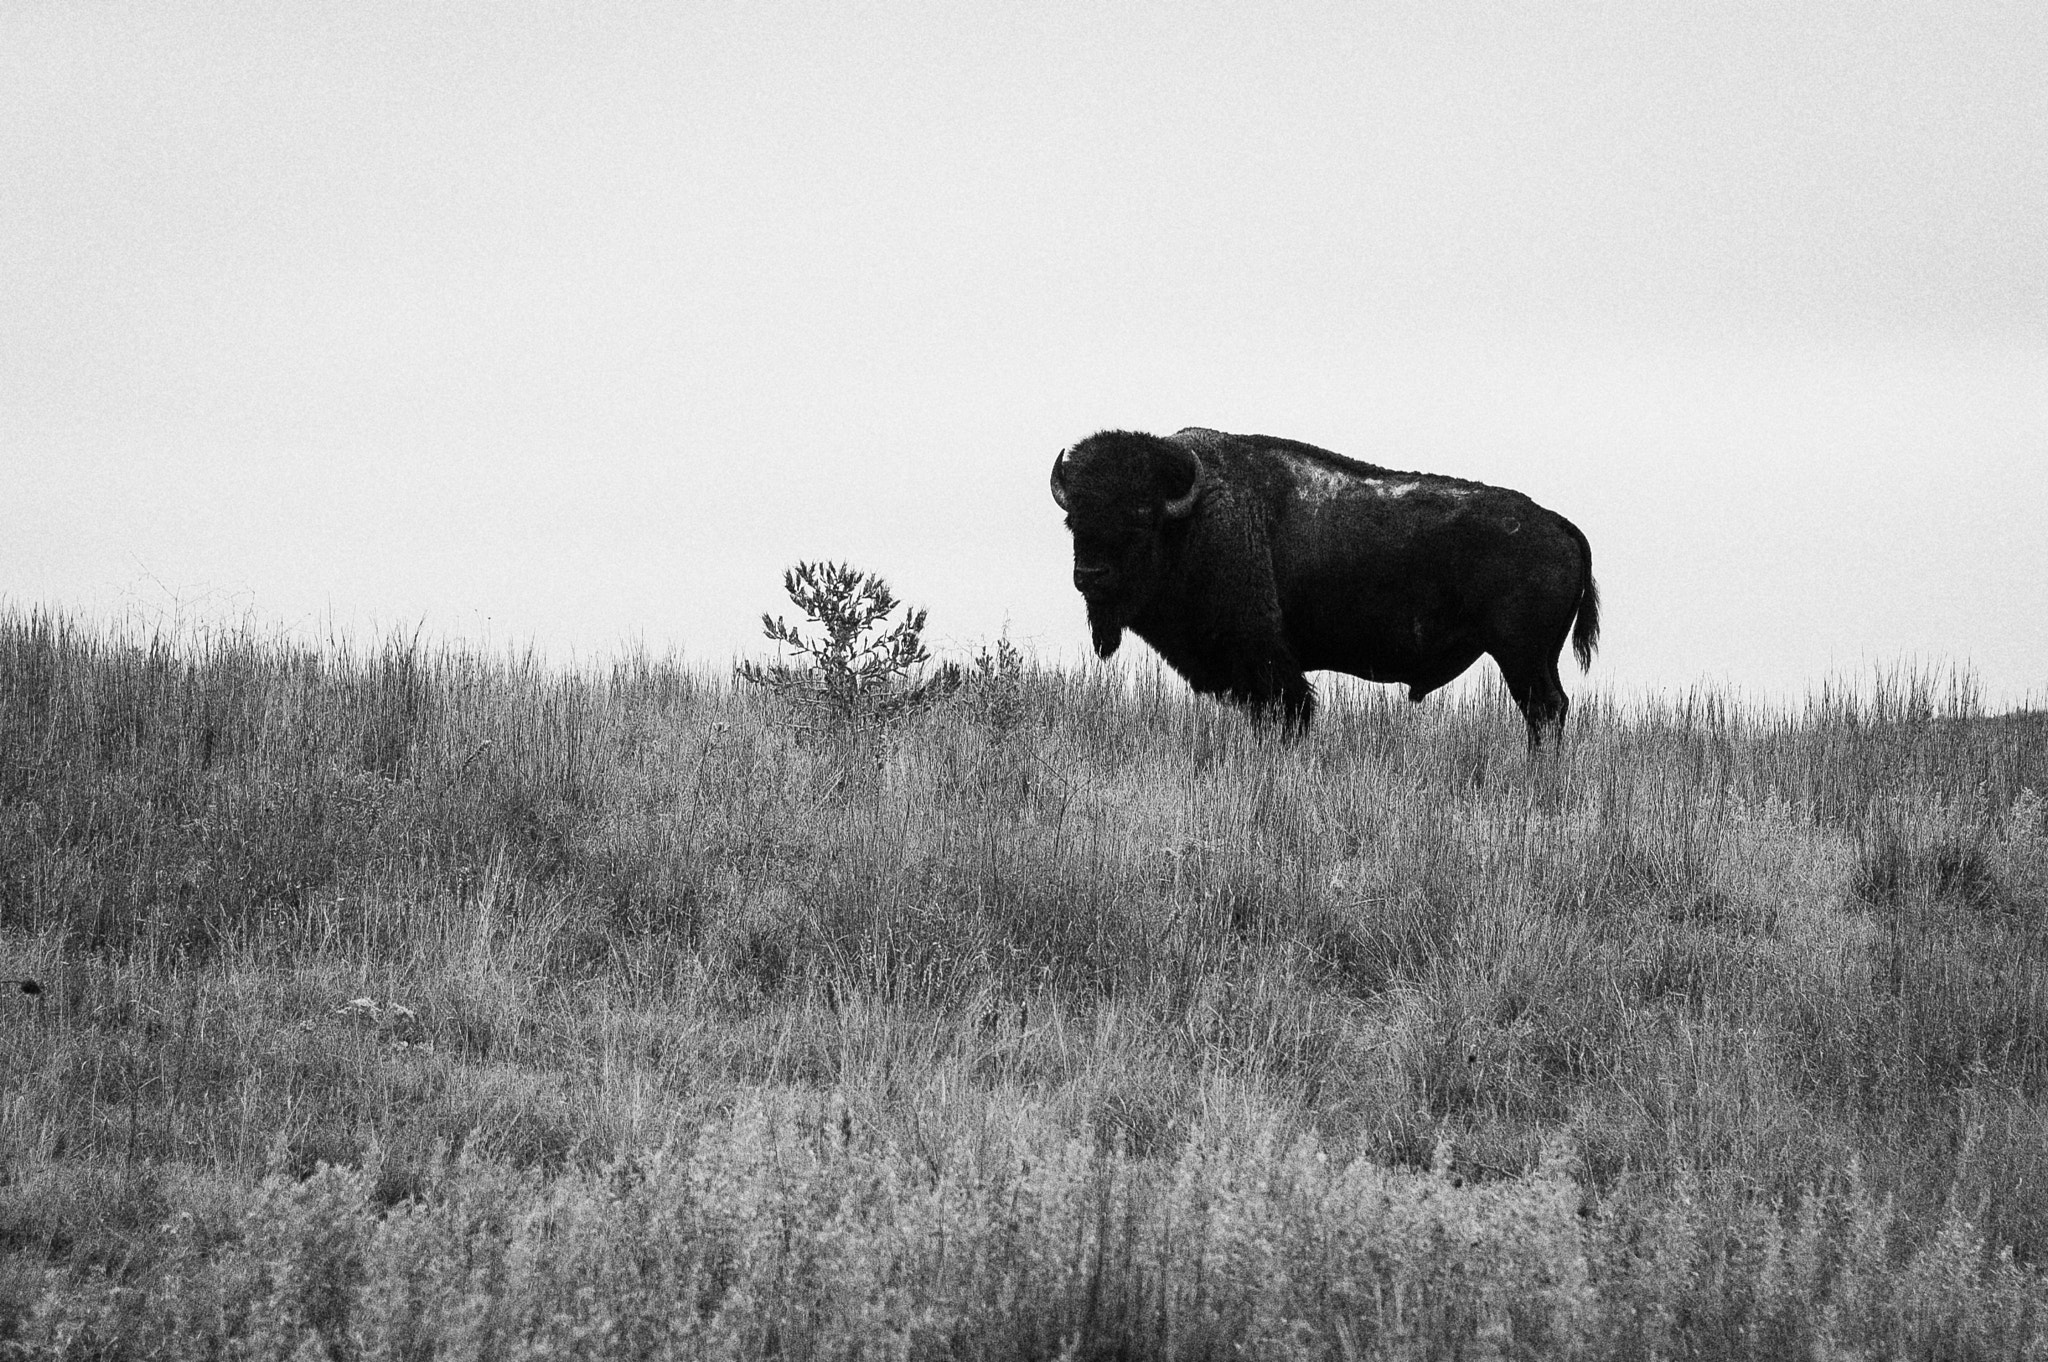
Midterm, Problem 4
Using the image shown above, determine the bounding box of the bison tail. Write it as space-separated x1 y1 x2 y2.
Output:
1572 575 1600 671
1567 520 1600 672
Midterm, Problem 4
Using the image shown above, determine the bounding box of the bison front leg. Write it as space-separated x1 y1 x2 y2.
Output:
1278 671 1317 737
1227 658 1317 738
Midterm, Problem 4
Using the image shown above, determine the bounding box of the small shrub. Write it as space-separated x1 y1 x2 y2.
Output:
737 561 957 739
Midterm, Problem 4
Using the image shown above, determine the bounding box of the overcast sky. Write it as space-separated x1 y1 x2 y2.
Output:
5 1 2044 705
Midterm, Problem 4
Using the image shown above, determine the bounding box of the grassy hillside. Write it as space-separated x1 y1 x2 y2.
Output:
3 607 2047 1359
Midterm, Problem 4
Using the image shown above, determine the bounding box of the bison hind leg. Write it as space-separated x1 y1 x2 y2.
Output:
1499 656 1570 751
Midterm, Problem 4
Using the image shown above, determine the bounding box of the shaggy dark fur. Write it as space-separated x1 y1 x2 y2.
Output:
1050 427 1600 748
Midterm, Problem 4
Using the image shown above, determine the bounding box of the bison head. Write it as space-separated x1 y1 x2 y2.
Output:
1049 431 1203 658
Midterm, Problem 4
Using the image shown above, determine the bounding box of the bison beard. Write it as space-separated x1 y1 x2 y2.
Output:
1085 595 1123 660
1050 426 1600 749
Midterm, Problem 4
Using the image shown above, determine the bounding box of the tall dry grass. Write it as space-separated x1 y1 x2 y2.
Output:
2 607 2046 1358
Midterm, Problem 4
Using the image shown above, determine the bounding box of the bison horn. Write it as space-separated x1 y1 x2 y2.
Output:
1162 469 1202 519
1049 449 1071 511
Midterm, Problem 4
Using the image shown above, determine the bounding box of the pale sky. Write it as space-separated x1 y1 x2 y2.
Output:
5 2 2044 705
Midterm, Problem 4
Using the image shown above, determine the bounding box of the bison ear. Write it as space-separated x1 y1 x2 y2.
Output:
1159 444 1202 519
1049 448 1071 512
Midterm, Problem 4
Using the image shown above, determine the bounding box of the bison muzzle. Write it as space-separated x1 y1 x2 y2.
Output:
1050 427 1600 748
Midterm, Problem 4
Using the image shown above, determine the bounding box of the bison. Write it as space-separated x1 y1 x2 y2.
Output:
1049 427 1599 747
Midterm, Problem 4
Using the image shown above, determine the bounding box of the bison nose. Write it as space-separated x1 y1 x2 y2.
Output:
1073 566 1109 591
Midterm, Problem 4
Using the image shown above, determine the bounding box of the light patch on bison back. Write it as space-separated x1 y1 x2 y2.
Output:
1375 479 1473 501
1287 456 1358 503
1287 453 1466 503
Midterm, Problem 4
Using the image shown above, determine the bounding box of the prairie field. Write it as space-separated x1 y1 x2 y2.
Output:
3 607 2048 1359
